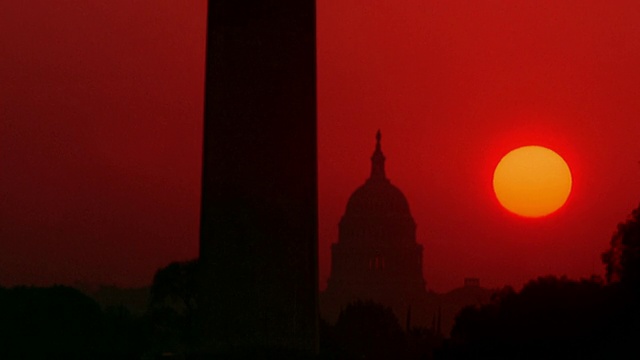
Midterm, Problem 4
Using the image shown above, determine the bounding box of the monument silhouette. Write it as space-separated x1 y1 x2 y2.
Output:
321 131 433 326
199 0 318 356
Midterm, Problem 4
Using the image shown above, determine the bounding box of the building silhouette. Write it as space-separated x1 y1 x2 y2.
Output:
199 0 318 356
321 131 434 326
319 132 496 338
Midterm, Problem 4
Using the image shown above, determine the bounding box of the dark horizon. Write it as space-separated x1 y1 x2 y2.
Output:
2 1 640 358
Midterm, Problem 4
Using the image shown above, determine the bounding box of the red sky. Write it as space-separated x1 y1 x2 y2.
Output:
2 1 640 293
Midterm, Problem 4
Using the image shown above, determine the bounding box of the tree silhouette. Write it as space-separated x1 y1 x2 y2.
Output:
0 285 155 358
602 203 640 290
446 276 613 360
0 286 104 357
327 300 408 360
149 259 199 355
150 259 199 315
101 304 150 358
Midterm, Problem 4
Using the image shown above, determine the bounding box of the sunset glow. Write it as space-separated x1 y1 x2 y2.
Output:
493 146 572 218
3 0 640 295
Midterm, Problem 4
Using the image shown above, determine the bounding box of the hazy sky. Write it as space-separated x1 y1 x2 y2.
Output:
2 1 640 292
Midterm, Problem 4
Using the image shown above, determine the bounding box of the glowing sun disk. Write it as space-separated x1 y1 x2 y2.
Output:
493 146 572 218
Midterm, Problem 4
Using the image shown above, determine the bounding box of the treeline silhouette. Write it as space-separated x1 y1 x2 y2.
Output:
1 203 639 358
0 261 200 359
438 202 640 360
438 276 637 359
319 300 442 360
0 285 148 359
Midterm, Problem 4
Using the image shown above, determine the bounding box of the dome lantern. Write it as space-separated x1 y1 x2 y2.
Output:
369 129 387 181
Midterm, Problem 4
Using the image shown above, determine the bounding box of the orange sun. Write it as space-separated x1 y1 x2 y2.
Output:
493 146 572 218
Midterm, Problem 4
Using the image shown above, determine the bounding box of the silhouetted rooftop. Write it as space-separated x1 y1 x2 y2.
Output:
344 131 413 219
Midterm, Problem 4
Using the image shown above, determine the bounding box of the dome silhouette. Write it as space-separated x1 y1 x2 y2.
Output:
321 130 429 326
344 129 412 219
345 180 412 218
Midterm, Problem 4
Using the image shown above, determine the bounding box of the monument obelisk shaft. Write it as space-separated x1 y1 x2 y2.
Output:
200 0 317 356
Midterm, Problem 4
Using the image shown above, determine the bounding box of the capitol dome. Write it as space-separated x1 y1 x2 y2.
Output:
345 180 412 218
322 130 427 325
345 130 412 217
338 131 417 247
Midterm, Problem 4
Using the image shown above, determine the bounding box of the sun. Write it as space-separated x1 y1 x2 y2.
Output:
493 146 572 218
